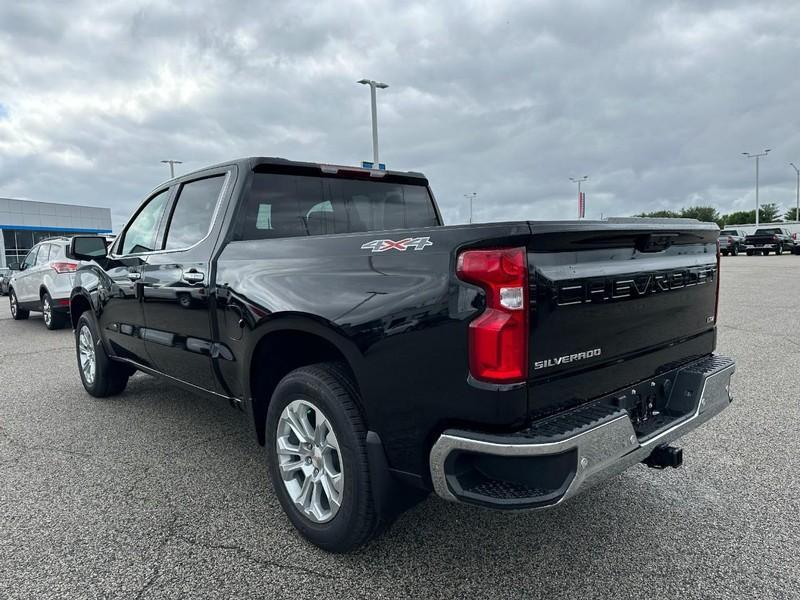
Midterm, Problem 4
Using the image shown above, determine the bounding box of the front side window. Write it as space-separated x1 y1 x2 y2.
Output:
163 175 226 250
239 172 438 240
121 189 170 255
22 247 39 269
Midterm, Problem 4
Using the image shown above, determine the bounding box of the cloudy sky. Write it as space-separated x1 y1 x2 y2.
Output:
1 0 799 229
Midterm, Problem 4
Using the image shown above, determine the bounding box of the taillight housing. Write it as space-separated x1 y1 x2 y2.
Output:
727 236 734 243
456 247 529 383
772 234 779 242
52 261 78 274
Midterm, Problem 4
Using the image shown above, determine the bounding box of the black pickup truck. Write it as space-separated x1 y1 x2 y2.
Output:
65 157 735 552
743 227 797 255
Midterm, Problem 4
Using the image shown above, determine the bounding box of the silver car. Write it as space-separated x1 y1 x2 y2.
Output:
8 237 99 330
0 268 14 296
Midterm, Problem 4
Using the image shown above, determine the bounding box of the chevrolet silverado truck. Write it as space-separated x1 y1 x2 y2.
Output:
718 228 746 256
743 227 796 255
67 157 735 552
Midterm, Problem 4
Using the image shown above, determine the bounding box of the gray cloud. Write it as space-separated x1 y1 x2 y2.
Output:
1 0 799 229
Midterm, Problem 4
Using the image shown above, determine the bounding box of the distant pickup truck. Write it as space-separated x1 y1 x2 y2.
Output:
718 228 746 256
65 157 735 552
743 227 797 255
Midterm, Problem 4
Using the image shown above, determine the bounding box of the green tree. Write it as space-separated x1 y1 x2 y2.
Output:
760 203 781 223
784 207 800 221
719 210 755 226
679 206 720 223
635 210 681 218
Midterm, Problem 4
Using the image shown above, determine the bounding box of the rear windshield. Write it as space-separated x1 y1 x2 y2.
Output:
754 228 781 234
238 172 439 240
719 230 737 236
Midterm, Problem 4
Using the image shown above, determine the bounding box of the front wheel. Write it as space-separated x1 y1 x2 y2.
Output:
9 289 29 320
732 244 739 256
746 250 754 256
775 244 783 255
266 363 384 553
75 313 130 397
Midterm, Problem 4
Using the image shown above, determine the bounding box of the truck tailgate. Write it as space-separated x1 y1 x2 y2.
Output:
526 221 719 417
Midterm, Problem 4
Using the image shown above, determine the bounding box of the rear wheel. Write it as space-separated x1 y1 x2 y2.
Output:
732 244 739 256
720 250 728 256
265 363 385 552
762 249 770 256
42 292 67 330
9 289 29 320
775 244 783 255
746 250 754 256
75 313 130 397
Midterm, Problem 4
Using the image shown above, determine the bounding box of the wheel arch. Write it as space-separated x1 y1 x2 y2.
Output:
246 314 366 446
69 289 94 330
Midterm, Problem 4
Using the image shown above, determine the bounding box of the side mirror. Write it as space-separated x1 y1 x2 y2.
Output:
69 236 109 261
7 261 19 270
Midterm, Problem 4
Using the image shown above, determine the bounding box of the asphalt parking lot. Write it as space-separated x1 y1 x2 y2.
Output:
2 255 799 600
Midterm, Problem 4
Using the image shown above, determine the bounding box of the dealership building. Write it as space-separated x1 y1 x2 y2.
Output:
0 197 112 268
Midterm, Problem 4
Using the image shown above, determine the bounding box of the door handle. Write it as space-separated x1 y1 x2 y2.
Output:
127 272 141 281
182 270 205 283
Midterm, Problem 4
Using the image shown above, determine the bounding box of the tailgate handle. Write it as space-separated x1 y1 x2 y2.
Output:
636 233 679 253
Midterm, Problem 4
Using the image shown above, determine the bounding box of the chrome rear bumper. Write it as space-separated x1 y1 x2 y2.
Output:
429 354 735 509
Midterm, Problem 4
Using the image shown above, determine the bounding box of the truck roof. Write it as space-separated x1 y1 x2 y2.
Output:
161 156 428 186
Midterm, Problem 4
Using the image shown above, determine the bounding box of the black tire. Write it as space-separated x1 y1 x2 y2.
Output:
75 313 130 397
265 363 384 552
42 292 67 330
746 250 754 256
775 244 783 255
720 250 728 256
762 249 770 256
732 244 739 256
9 289 29 320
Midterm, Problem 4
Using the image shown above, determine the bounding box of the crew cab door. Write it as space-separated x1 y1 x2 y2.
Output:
138 169 233 393
101 187 172 364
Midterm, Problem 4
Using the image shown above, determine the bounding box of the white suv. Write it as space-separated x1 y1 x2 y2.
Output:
8 237 92 330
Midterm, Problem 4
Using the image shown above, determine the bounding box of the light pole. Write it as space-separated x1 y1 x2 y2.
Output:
790 162 800 222
161 160 182 178
742 149 770 226
357 79 389 168
570 175 588 219
463 193 477 224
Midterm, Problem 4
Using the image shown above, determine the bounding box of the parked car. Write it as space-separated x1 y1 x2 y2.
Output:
718 228 746 256
0 267 15 296
67 157 735 553
7 236 106 329
743 227 796 255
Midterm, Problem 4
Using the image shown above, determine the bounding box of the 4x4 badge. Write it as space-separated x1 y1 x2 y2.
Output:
361 237 433 253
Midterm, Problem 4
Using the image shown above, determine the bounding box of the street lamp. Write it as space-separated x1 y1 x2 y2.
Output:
790 162 800 222
569 175 588 219
357 79 389 168
463 193 477 224
161 160 183 178
742 149 770 226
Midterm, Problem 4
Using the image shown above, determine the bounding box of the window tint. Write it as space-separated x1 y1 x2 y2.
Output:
719 230 735 236
22 247 38 269
163 175 225 250
121 189 170 255
240 173 437 240
35 244 51 265
50 244 66 260
754 228 781 235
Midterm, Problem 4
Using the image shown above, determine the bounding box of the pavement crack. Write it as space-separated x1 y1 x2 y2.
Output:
134 513 180 600
177 534 342 580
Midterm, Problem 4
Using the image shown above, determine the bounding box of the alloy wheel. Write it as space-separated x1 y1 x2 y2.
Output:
78 325 96 385
43 297 52 326
276 399 344 523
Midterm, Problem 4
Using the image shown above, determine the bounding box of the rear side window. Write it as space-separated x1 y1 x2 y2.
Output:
121 189 170 255
50 244 66 260
164 175 226 250
35 244 51 265
239 172 438 240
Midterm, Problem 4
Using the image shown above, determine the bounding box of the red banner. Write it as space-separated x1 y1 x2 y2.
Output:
578 192 585 218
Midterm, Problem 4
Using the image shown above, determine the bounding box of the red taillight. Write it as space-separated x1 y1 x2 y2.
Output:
52 261 78 274
457 247 528 383
793 233 798 240
727 236 734 243
714 240 721 325
773 235 779 242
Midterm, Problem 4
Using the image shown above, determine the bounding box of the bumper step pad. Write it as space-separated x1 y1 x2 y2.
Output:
430 354 735 509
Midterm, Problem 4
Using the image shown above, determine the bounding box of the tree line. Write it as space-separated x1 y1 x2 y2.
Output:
635 205 800 227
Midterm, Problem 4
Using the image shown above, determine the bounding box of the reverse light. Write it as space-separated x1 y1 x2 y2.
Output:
457 247 528 383
52 261 78 274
